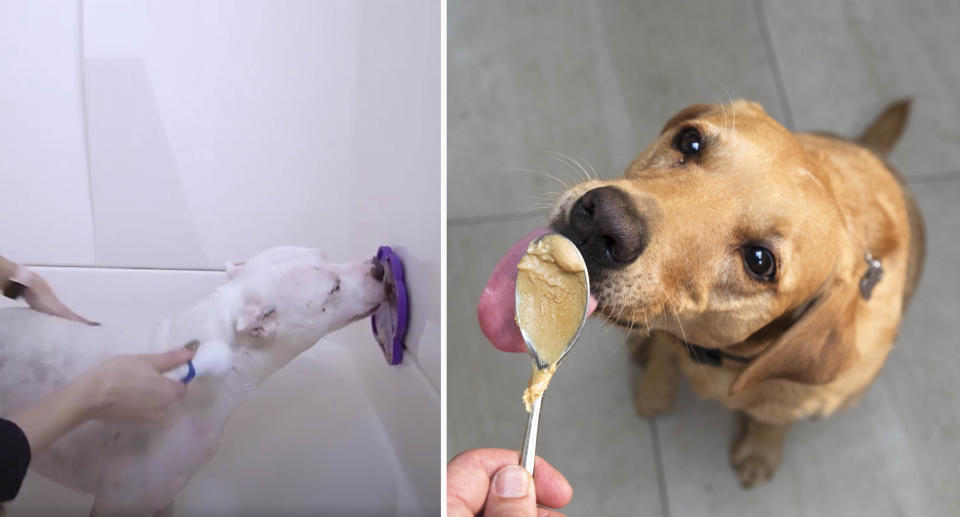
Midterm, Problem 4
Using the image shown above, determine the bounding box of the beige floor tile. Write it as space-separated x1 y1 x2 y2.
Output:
450 0 787 220
762 0 960 178
876 176 960 510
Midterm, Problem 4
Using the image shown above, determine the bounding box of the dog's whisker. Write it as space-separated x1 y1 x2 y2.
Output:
501 167 572 189
528 191 564 204
660 284 708 378
546 151 593 183
567 150 600 180
718 84 736 132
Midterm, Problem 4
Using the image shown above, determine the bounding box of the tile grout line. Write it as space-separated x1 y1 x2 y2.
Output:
448 209 548 227
753 0 795 131
77 0 98 263
24 264 224 273
649 418 672 517
905 170 960 185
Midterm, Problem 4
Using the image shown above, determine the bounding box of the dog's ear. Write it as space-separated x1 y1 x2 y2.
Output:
732 99 766 115
236 303 278 339
226 261 245 279
729 277 861 396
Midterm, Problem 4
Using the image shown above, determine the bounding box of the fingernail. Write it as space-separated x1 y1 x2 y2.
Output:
88 321 101 326
493 465 529 499
184 340 200 351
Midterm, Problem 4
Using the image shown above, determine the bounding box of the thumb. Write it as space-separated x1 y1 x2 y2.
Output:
483 465 537 516
147 348 196 373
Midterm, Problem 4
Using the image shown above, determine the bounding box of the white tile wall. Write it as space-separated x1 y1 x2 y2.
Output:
82 0 358 268
2 1 439 514
0 2 95 265
344 0 442 390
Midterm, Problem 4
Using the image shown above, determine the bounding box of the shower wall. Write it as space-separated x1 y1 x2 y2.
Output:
0 1 439 515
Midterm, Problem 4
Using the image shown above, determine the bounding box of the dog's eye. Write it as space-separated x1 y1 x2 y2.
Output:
674 127 702 157
329 279 341 295
743 246 776 281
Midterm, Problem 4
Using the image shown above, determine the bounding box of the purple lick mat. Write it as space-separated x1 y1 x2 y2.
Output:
371 246 408 365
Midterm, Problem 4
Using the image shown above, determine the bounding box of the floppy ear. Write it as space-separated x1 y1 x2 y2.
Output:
733 99 766 115
236 303 278 339
729 278 861 396
226 261 245 279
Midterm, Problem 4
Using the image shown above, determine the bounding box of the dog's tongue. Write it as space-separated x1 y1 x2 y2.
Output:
478 226 598 353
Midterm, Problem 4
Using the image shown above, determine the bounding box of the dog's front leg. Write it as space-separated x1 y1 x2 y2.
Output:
634 331 680 418
731 413 791 488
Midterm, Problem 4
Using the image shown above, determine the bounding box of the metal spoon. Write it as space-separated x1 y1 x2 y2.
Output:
514 233 590 475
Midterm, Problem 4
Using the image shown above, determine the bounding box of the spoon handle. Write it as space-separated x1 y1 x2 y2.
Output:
520 395 543 475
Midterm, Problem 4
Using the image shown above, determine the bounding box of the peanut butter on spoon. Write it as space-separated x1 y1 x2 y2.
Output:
515 234 589 412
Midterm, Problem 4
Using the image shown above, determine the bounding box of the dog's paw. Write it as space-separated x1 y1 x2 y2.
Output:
732 454 776 488
634 381 675 418
731 434 781 488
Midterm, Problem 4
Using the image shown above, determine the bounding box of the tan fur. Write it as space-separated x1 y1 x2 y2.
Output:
552 100 925 486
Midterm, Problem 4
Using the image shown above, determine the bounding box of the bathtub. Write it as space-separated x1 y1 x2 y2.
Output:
2 266 434 516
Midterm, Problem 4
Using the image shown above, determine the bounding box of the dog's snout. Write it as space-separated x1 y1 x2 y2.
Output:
568 187 647 267
370 260 386 282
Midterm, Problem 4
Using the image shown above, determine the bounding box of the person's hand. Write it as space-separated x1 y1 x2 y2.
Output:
19 268 97 325
447 448 573 516
9 348 196 454
77 348 195 421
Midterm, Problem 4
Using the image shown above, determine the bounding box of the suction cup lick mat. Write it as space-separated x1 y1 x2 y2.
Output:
371 246 408 365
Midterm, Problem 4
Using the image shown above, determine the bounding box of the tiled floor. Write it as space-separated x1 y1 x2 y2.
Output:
447 1 960 516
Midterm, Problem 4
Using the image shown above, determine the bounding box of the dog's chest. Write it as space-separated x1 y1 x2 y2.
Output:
679 360 830 421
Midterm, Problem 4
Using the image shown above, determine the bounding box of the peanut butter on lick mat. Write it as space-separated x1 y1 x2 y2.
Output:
515 234 587 412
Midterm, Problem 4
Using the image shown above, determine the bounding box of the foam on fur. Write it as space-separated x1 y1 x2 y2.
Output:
166 340 233 382
192 340 233 377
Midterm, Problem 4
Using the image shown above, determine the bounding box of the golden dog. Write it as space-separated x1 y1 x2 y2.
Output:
548 100 925 487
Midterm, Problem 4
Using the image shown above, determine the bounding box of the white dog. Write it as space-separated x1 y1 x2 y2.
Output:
0 247 385 516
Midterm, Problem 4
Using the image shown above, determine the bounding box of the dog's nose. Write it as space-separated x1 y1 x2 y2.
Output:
567 187 647 266
371 260 386 282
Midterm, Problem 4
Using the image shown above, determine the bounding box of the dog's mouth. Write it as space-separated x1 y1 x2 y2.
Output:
355 302 381 321
593 293 643 329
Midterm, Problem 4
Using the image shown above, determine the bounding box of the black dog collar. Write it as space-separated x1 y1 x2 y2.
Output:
685 342 754 367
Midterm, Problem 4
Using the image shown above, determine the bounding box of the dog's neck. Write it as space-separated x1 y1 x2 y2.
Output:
159 283 305 412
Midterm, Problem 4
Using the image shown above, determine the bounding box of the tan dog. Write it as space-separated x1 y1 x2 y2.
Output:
548 100 925 487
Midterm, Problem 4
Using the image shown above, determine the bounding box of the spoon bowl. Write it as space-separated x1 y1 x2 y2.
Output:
514 233 590 366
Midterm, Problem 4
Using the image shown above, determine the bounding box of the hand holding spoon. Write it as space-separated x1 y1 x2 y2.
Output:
514 233 590 474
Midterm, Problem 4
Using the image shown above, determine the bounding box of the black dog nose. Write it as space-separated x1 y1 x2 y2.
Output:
371 260 385 282
568 187 647 266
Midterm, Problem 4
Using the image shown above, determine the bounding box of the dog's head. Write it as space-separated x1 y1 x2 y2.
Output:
551 101 862 394
224 246 385 349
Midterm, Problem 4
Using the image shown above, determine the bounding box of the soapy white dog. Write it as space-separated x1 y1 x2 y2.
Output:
0 247 385 516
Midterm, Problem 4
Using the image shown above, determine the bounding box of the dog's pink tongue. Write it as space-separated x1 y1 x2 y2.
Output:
478 226 598 353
